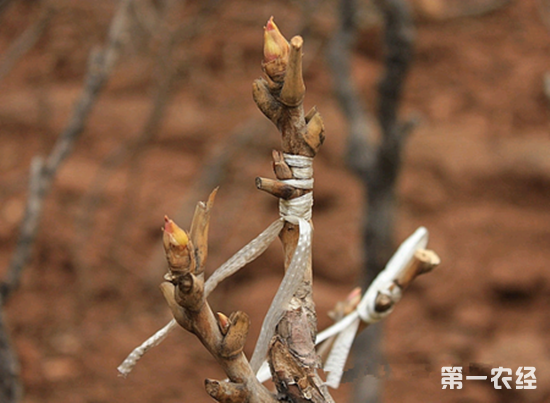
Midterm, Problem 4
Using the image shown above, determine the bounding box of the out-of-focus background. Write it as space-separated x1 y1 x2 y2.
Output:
1 0 549 402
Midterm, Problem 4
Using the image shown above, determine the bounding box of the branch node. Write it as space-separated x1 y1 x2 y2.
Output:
256 177 303 200
159 282 189 329
272 149 293 180
220 311 250 359
304 110 325 154
205 379 249 403
252 78 282 123
216 312 231 336
174 273 204 311
374 292 394 312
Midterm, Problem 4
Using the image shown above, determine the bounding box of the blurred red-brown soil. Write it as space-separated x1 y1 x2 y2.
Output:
1 1 550 402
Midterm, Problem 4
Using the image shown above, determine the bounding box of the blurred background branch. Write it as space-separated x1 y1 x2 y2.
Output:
72 0 219 293
0 0 131 400
328 0 415 401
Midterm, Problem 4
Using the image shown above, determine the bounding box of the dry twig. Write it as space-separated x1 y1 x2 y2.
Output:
0 1 132 401
0 309 19 403
1 0 131 301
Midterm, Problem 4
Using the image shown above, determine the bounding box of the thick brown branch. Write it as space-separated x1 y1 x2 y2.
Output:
253 19 333 403
270 336 328 403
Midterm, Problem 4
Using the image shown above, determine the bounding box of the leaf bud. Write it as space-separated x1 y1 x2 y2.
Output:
163 215 189 249
262 17 290 81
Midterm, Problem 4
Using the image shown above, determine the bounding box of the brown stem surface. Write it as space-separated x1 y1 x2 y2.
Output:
253 22 332 402
161 192 278 403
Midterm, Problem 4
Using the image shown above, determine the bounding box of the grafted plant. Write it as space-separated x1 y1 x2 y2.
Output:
120 17 440 403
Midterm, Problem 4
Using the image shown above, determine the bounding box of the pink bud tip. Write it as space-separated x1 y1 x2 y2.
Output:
263 16 289 64
163 216 189 247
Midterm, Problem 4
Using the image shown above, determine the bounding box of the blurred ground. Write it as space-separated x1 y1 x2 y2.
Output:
0 0 549 402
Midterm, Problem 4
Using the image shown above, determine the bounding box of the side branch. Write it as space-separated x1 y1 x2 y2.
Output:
1 0 131 302
160 192 277 403
279 36 305 107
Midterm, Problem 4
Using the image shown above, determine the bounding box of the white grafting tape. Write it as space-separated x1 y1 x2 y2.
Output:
320 227 429 388
249 154 314 373
117 319 178 377
204 219 285 296
324 316 360 389
356 227 428 323
256 227 430 386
